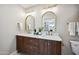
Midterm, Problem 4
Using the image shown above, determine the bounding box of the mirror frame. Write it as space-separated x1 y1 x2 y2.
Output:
25 15 35 32
42 11 57 32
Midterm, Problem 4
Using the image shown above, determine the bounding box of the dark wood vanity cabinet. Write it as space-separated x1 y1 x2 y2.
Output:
16 35 61 55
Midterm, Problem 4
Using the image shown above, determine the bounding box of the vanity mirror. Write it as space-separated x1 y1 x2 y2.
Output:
42 11 57 33
25 15 35 33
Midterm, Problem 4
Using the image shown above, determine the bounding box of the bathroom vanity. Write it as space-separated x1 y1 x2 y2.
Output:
16 34 62 55
16 7 62 55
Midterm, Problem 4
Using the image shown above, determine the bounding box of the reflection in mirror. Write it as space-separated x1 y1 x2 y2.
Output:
25 15 35 33
42 11 56 33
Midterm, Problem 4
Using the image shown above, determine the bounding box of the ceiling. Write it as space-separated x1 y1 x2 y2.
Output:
20 4 57 9
20 4 36 9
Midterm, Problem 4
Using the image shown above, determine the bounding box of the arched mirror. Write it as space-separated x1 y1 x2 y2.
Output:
42 11 57 32
25 15 35 33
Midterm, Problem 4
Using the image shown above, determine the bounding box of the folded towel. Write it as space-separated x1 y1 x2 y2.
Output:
17 22 23 31
68 22 76 36
77 22 79 35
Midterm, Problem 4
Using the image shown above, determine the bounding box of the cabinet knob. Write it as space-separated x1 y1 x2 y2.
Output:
48 43 50 45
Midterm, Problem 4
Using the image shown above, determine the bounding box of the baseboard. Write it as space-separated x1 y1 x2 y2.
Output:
10 50 18 55
0 50 10 55
0 50 18 55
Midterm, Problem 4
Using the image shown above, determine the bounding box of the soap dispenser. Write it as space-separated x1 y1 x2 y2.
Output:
34 29 36 35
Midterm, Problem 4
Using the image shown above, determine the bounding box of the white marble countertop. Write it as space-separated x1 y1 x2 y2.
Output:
16 33 62 41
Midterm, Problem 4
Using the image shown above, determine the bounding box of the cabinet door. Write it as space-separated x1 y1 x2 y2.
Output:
39 39 44 54
23 37 39 54
43 40 48 54
49 41 61 55
16 36 24 52
55 41 61 54
39 39 48 55
31 38 39 46
23 37 32 54
31 38 39 54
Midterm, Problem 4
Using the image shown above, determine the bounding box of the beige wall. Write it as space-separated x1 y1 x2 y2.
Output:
0 5 25 54
25 4 79 55
55 4 79 54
